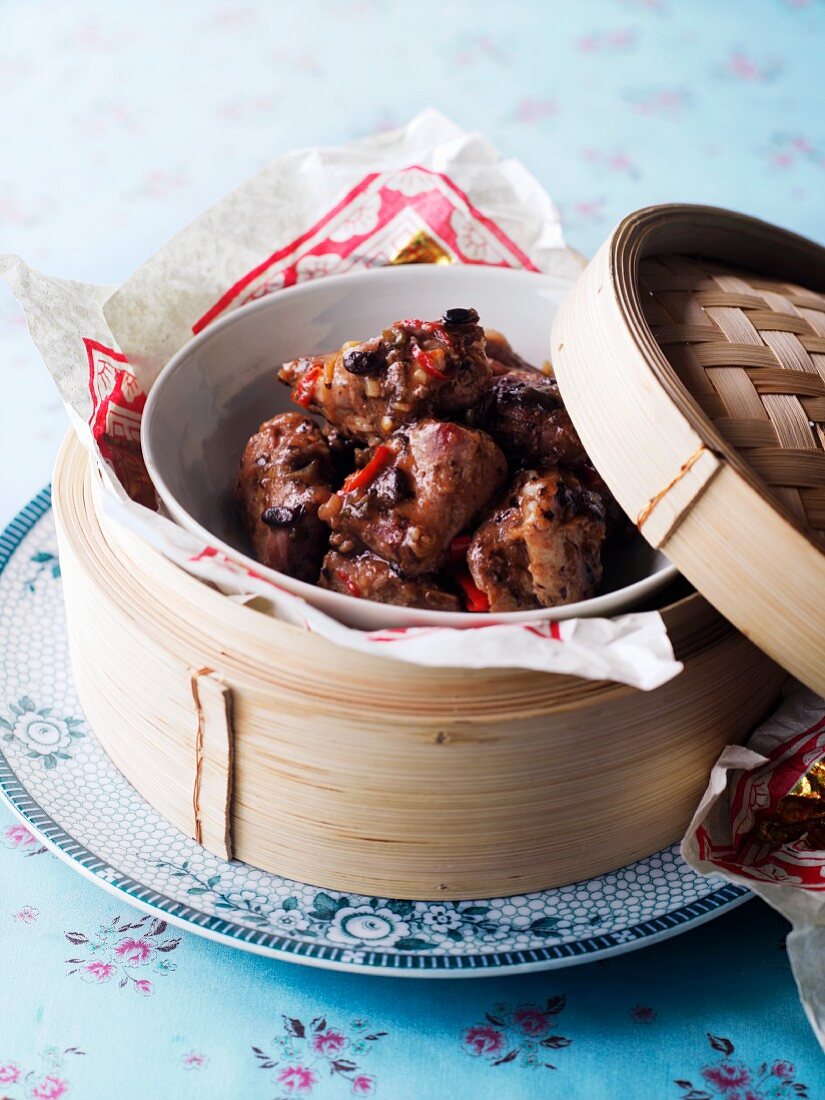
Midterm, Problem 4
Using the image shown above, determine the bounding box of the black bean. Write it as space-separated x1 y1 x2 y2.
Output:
442 307 479 326
343 346 384 375
261 504 304 526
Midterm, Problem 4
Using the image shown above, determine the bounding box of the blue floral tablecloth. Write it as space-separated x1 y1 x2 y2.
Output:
0 818 821 1099
1 1 824 1097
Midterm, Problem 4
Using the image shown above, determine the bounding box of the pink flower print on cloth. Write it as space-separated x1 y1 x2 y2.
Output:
702 1062 752 1091
351 1075 376 1095
0 1061 22 1084
276 1065 318 1094
253 1014 387 1097
66 913 181 995
80 960 116 984
114 936 154 966
462 995 572 1070
3 822 46 855
29 1074 69 1099
4 823 36 849
512 1005 552 1037
463 1025 506 1057
311 1030 347 1057
675 1033 809 1098
12 905 39 923
0 1048 85 1099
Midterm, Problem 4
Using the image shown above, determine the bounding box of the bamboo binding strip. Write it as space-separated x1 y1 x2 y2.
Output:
53 432 786 899
190 668 234 861
553 205 825 697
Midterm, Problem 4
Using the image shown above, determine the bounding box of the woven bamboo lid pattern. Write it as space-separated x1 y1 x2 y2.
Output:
639 254 825 540
552 205 825 696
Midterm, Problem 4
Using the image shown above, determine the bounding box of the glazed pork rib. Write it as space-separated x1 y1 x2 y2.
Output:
234 412 333 583
319 548 461 611
469 368 588 469
319 419 508 577
278 309 491 443
467 466 606 611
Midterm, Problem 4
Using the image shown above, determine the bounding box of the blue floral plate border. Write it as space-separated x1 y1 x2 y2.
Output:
0 488 750 978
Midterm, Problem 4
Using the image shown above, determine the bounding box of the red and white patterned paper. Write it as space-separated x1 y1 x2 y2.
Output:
193 164 540 335
683 686 825 1049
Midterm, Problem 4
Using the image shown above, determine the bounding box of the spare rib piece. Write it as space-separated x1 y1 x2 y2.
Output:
319 548 460 611
467 466 606 611
469 368 588 469
319 419 507 577
278 309 491 443
234 412 333 583
577 460 633 543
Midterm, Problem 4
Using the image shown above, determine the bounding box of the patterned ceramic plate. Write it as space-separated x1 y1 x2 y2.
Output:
0 489 750 978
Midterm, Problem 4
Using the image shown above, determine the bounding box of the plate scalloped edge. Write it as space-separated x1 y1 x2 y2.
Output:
0 487 750 978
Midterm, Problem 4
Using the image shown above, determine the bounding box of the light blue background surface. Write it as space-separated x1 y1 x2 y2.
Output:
2 0 825 521
1 1 824 1097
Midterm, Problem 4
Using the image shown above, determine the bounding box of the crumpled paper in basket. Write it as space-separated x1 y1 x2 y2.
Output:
1 109 682 689
682 685 825 1050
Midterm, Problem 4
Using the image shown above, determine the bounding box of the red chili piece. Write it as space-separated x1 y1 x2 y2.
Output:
454 568 490 613
341 444 394 494
293 364 322 408
412 343 449 381
447 536 488 610
336 570 361 598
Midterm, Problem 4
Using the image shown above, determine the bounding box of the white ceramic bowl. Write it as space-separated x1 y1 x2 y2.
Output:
142 265 676 629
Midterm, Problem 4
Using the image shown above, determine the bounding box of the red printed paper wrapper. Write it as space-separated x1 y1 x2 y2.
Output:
682 686 825 1050
0 110 681 688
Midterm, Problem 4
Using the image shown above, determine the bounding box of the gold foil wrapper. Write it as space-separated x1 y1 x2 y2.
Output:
389 231 454 266
756 757 825 850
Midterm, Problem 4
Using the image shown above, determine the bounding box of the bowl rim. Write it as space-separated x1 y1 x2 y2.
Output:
141 263 678 626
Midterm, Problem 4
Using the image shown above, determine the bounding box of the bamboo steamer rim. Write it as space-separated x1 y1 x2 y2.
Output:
552 204 825 696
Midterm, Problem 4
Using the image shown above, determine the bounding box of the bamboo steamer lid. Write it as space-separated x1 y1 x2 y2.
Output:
553 204 825 696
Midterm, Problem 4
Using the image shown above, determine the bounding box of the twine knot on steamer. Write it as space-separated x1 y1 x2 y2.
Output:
635 444 712 534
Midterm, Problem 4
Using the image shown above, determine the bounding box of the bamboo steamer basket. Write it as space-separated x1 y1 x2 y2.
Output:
553 204 825 696
53 431 786 899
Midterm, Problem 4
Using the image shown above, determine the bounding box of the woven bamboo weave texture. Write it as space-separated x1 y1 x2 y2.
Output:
639 254 825 537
